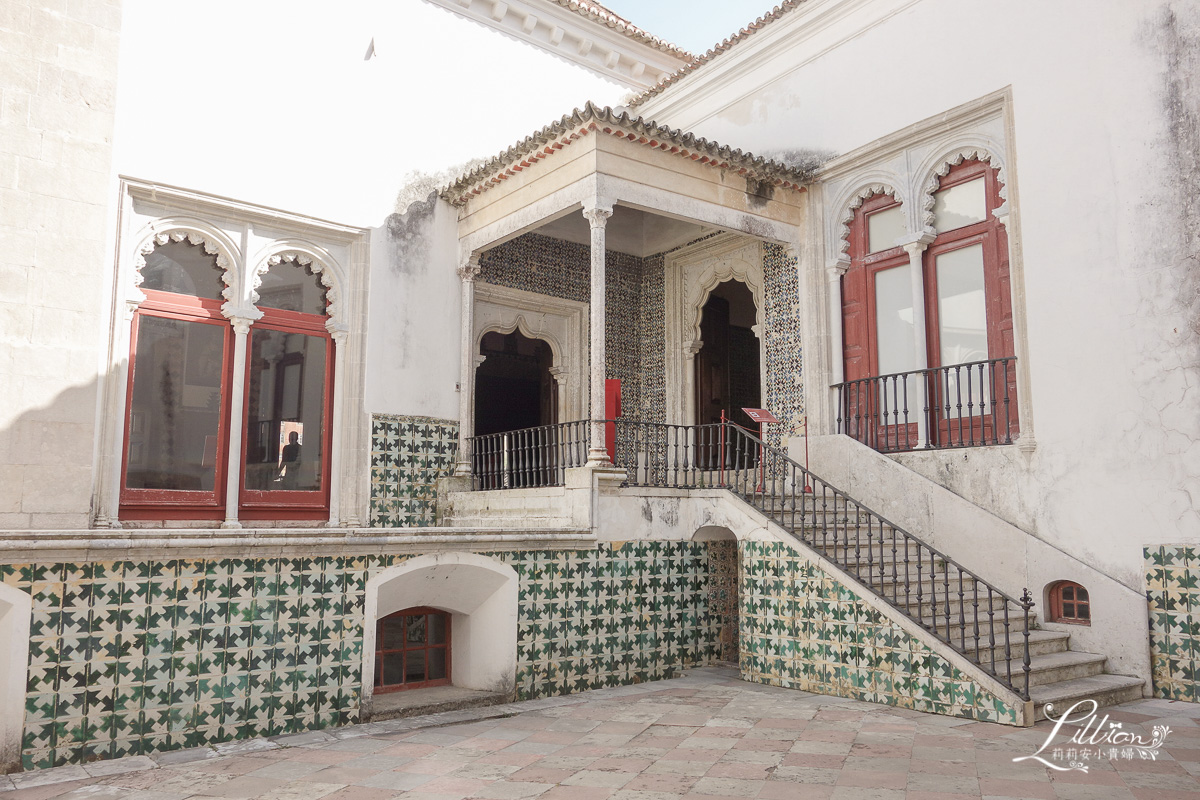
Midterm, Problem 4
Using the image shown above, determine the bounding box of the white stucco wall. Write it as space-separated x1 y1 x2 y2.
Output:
639 0 1200 588
365 197 462 421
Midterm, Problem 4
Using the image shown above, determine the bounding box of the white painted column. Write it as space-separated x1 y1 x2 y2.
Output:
993 207 1035 452
826 262 847 432
326 326 348 527
582 202 613 466
454 255 482 477
221 315 254 529
902 235 933 447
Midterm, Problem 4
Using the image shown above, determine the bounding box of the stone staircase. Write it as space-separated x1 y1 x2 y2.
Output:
747 488 1144 720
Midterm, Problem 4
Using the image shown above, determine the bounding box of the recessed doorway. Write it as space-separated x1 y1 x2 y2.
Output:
474 330 557 436
695 280 761 429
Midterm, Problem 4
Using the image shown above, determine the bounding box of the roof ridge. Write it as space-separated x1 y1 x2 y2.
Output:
545 0 695 60
439 101 811 206
627 1 806 108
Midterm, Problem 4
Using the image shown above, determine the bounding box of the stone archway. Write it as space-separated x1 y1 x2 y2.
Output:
0 582 31 774
361 552 518 714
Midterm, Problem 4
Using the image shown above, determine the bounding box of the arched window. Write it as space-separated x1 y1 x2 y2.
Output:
1048 581 1091 625
120 241 334 521
375 607 451 692
120 239 234 519
239 257 333 520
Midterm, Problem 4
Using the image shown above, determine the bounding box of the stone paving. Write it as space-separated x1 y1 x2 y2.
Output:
3 667 1200 800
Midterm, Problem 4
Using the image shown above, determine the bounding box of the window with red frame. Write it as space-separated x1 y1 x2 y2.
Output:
375 608 451 692
120 241 333 521
1048 581 1091 625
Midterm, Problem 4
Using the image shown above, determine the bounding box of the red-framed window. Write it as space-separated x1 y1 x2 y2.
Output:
120 240 334 521
841 159 1018 447
1048 581 1091 625
375 607 451 693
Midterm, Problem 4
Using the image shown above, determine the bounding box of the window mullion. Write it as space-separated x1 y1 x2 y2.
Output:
222 315 254 529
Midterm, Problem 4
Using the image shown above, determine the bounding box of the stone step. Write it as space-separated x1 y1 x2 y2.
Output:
963 629 1071 662
1030 674 1146 721
1022 650 1109 687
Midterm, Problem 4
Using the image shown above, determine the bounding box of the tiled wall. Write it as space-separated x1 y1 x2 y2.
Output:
369 415 458 527
740 541 1020 724
762 243 804 446
1146 545 1200 702
2 541 730 769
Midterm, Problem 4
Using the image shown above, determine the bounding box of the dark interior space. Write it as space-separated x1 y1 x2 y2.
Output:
696 280 761 429
474 330 556 436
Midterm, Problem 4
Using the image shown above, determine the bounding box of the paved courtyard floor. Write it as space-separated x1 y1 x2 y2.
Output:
3 667 1200 800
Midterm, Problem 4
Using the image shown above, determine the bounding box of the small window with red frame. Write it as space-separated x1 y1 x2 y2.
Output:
1048 581 1091 625
375 607 451 692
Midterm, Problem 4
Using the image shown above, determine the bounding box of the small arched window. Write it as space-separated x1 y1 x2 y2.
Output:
375 607 451 692
1048 581 1091 625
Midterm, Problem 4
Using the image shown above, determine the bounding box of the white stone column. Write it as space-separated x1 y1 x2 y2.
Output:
221 315 254 529
993 207 1035 452
326 325 349 527
95 300 140 528
454 255 482 477
826 261 847 388
902 234 934 447
582 202 613 466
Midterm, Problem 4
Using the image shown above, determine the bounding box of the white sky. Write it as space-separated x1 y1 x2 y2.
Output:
113 0 630 227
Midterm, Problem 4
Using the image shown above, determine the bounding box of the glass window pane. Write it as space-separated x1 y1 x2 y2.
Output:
405 650 426 683
243 329 327 491
381 653 404 686
934 177 986 232
429 614 447 645
428 648 447 681
874 265 916 375
141 240 225 300
936 244 988 366
380 616 405 650
1062 603 1075 618
406 615 427 645
1079 605 1090 620
125 315 225 491
256 260 328 315
1077 587 1088 602
1061 586 1074 601
867 205 905 253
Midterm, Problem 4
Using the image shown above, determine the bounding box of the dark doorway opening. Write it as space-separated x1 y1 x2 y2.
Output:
695 280 761 430
475 330 557 436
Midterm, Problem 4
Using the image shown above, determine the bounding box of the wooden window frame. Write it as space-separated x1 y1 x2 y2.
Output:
374 606 452 693
1048 581 1091 626
119 290 233 521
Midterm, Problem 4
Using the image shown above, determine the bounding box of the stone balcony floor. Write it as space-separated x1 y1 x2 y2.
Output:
3 666 1199 800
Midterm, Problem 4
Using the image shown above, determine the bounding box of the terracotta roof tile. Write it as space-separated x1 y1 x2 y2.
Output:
546 0 695 61
627 1 805 108
440 101 810 207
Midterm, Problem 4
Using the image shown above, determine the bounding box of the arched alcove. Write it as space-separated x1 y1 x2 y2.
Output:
692 526 740 664
0 583 31 774
361 552 518 712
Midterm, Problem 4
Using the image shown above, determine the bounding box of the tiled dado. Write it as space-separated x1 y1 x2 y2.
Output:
0 542 731 769
739 541 1020 724
369 414 458 527
1146 545 1200 702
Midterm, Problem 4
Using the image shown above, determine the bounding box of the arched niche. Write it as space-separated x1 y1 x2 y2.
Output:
361 552 518 712
0 582 31 774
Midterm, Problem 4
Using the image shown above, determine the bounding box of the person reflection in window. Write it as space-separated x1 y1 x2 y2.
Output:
277 431 301 489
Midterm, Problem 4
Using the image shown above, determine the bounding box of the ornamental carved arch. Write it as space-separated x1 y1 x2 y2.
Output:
476 315 566 371
831 178 906 261
685 255 764 344
250 240 347 329
130 219 242 311
916 141 1009 229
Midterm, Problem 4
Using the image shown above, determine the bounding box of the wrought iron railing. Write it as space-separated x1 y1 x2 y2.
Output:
834 357 1018 452
467 417 1034 699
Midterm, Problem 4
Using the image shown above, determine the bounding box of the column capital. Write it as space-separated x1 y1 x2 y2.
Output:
899 229 937 253
826 257 850 278
457 253 482 282
582 202 614 228
326 320 351 343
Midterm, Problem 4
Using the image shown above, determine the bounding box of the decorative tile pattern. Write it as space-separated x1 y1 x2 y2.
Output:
739 541 1020 724
1145 545 1200 702
369 414 458 527
762 243 804 446
1 542 726 769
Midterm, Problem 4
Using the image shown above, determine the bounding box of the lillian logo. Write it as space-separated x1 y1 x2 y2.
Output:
1013 699 1170 773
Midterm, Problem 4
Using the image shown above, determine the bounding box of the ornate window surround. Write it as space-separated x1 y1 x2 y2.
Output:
95 178 370 529
808 87 1035 451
